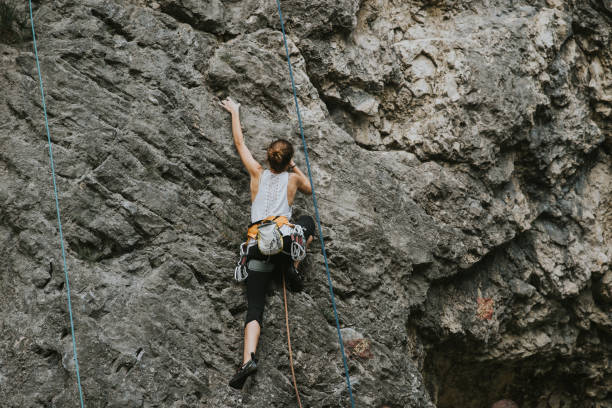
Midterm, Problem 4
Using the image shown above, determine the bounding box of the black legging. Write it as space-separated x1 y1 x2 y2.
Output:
245 215 315 326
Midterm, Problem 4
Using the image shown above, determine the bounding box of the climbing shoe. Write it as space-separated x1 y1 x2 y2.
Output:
229 353 258 389
285 263 304 292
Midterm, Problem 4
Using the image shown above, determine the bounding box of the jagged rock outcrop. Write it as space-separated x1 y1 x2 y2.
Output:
0 0 610 407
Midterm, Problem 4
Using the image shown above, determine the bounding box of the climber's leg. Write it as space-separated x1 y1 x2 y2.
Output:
229 267 271 389
243 266 272 360
230 319 259 389
243 320 260 365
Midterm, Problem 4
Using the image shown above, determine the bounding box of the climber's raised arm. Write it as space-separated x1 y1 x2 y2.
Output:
220 97 263 177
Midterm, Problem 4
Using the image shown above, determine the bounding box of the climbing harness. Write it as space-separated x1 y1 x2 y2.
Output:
235 216 306 282
28 1 85 407
247 215 291 240
247 259 276 273
275 1 356 406
282 270 303 408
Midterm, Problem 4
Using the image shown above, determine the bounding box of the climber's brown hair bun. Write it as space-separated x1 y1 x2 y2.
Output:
267 139 294 172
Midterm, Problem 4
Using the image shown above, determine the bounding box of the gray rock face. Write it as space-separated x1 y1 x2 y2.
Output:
0 0 610 407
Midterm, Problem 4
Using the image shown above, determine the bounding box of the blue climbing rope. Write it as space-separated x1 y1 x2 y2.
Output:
28 2 86 407
274 1 356 406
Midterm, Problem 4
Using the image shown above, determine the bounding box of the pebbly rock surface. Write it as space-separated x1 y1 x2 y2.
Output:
0 0 610 407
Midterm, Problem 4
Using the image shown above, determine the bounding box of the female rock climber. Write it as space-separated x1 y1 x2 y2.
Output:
219 96 315 389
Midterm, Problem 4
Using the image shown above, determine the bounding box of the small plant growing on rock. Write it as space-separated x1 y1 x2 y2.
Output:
0 0 28 44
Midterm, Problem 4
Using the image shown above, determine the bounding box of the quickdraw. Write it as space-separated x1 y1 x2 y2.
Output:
234 242 249 282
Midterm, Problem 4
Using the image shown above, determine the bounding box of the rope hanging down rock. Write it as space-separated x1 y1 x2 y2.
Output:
28 1 86 406
282 272 303 408
274 1 357 406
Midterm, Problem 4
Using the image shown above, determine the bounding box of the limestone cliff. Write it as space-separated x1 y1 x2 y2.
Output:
0 0 610 407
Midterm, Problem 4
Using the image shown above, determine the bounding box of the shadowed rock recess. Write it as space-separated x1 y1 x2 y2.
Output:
0 0 610 407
